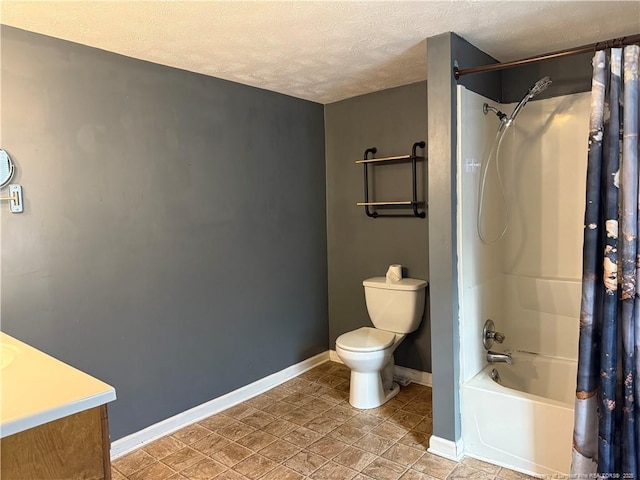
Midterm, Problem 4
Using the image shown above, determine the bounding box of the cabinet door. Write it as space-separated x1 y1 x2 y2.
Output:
1 405 111 480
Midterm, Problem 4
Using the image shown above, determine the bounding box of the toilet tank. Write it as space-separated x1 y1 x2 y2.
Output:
363 276 428 333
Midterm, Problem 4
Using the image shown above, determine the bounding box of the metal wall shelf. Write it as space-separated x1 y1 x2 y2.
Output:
357 141 426 218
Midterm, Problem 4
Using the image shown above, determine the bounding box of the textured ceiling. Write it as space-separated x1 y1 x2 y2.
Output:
2 1 639 104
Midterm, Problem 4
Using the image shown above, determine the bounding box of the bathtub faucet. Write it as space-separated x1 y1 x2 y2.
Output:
486 351 513 364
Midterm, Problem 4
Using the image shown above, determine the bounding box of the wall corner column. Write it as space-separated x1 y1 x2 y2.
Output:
426 32 461 445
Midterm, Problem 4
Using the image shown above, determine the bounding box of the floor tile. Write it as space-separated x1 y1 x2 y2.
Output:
333 445 377 471
411 453 457 479
283 449 328 476
460 456 501 475
283 406 320 426
299 382 330 397
214 442 254 468
281 392 315 407
310 461 358 480
113 450 156 476
108 364 538 480
266 385 293 400
240 410 277 429
357 432 396 455
324 405 359 422
212 470 247 479
281 426 324 448
319 388 350 403
262 401 297 417
172 423 212 446
167 473 187 480
328 423 368 444
191 433 231 456
447 464 496 480
307 436 349 459
127 461 176 480
299 369 328 382
198 414 236 432
305 398 336 413
224 403 259 420
236 430 277 451
412 419 432 434
244 394 276 410
260 418 299 438
179 458 227 480
382 443 424 467
161 447 206 472
142 435 186 460
304 414 343 434
361 457 406 480
399 470 439 480
232 454 277 480
345 413 385 432
401 399 431 417
111 468 126 480
389 411 424 430
366 403 401 419
258 439 302 463
371 421 410 442
258 464 304 480
398 431 431 450
496 467 538 480
217 421 257 442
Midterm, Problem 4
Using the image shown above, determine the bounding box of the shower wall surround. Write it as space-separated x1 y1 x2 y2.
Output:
457 86 590 380
500 92 589 359
1 26 327 441
456 87 505 383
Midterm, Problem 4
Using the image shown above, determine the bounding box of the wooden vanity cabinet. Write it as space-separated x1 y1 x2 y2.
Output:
1 404 111 480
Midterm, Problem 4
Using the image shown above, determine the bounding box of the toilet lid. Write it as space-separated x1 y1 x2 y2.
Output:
336 327 396 352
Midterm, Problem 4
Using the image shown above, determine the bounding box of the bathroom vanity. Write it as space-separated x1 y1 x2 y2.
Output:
0 332 116 480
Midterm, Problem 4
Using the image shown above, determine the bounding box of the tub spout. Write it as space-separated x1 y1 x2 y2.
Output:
486 351 512 364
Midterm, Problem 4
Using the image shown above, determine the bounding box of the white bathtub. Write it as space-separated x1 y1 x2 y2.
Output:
461 351 577 477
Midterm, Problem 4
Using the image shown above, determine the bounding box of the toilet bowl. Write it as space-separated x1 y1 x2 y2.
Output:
336 327 405 409
335 276 427 409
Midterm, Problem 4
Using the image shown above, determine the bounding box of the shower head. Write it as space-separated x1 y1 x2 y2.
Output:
508 76 552 123
530 76 552 97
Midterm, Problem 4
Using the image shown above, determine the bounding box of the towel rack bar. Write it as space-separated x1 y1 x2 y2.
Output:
357 201 424 206
355 155 426 164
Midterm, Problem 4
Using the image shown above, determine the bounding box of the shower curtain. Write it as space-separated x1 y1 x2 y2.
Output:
572 46 639 479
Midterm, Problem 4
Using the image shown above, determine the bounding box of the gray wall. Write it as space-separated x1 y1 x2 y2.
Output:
325 82 430 372
501 52 593 103
1 26 328 441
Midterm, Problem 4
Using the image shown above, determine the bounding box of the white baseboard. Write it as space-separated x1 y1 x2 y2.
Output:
329 349 432 387
428 435 464 461
111 351 330 459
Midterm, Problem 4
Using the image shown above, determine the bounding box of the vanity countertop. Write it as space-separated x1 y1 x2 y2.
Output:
0 331 116 438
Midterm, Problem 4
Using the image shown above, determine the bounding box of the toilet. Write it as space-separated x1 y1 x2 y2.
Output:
335 276 427 409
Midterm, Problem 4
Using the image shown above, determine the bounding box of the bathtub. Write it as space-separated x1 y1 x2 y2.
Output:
461 351 577 477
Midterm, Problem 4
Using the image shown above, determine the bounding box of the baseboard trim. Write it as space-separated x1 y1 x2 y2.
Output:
329 350 432 387
110 351 330 459
428 435 464 461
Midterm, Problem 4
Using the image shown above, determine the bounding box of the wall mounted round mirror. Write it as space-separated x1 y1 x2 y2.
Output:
0 149 15 188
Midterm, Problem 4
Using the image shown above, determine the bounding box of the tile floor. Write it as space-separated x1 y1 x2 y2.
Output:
112 361 532 480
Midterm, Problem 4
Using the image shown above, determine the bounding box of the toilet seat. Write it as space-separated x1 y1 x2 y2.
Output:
336 327 396 353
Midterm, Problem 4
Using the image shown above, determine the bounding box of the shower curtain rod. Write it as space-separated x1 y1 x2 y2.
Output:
453 33 640 79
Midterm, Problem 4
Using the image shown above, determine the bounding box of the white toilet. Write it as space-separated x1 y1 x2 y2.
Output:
335 276 427 409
